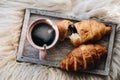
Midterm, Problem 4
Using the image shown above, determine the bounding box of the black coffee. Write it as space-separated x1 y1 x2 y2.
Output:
31 23 55 47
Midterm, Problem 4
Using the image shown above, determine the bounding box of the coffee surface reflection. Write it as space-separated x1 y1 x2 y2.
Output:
31 23 55 47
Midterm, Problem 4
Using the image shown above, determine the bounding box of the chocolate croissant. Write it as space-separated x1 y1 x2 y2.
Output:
56 20 73 41
61 44 107 71
69 20 112 46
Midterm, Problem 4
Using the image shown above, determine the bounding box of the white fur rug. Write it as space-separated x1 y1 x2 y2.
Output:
0 0 120 80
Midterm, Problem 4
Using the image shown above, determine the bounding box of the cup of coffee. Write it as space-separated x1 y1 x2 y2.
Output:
27 18 59 60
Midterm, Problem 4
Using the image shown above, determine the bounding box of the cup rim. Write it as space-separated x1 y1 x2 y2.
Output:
27 18 59 50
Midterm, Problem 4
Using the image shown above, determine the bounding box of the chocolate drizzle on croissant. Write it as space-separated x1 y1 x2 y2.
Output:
61 44 107 71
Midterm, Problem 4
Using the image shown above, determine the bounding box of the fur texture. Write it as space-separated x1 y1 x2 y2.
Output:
0 0 120 80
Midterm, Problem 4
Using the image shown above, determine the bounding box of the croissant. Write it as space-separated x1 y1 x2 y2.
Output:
56 20 73 41
69 20 112 46
61 44 107 71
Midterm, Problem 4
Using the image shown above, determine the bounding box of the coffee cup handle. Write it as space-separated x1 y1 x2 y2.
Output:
39 50 46 60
